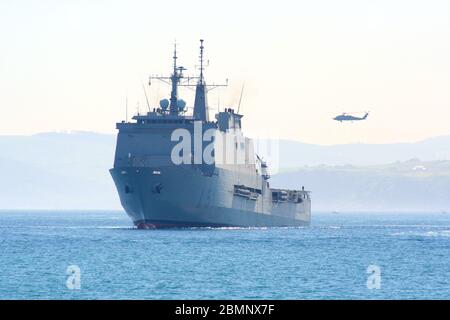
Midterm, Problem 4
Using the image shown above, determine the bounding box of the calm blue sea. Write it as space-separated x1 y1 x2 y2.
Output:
0 210 448 300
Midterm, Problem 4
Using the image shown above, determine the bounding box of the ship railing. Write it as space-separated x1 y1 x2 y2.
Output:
271 188 310 203
233 185 261 201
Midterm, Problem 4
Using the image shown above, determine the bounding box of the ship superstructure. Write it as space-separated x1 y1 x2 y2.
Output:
110 40 311 228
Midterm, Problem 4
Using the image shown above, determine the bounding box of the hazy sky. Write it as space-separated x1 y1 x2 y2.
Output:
1 0 449 144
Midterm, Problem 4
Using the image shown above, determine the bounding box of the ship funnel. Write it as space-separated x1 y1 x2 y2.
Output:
193 83 208 121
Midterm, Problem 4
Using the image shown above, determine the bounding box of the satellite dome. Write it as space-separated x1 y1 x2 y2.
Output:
159 99 169 110
177 99 186 111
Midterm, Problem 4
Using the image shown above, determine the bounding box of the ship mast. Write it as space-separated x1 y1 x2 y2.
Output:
193 39 208 121
169 43 185 115
149 42 188 115
149 40 227 118
199 39 205 84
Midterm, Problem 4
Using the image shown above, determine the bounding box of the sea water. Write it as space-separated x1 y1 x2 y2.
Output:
0 210 448 299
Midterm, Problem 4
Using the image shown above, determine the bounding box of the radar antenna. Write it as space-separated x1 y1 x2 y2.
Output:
237 83 245 114
141 80 151 111
199 39 205 84
125 96 128 122
149 42 197 115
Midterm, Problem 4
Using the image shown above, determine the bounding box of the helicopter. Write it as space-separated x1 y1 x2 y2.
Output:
333 112 369 122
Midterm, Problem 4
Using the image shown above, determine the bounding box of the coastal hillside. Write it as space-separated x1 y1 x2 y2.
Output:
1 132 449 211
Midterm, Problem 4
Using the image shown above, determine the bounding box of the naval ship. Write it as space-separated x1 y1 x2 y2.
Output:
110 40 311 228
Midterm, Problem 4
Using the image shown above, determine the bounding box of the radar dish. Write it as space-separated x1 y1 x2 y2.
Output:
159 99 169 110
177 99 186 111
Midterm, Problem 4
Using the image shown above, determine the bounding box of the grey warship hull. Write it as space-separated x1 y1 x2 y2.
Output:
110 166 310 228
